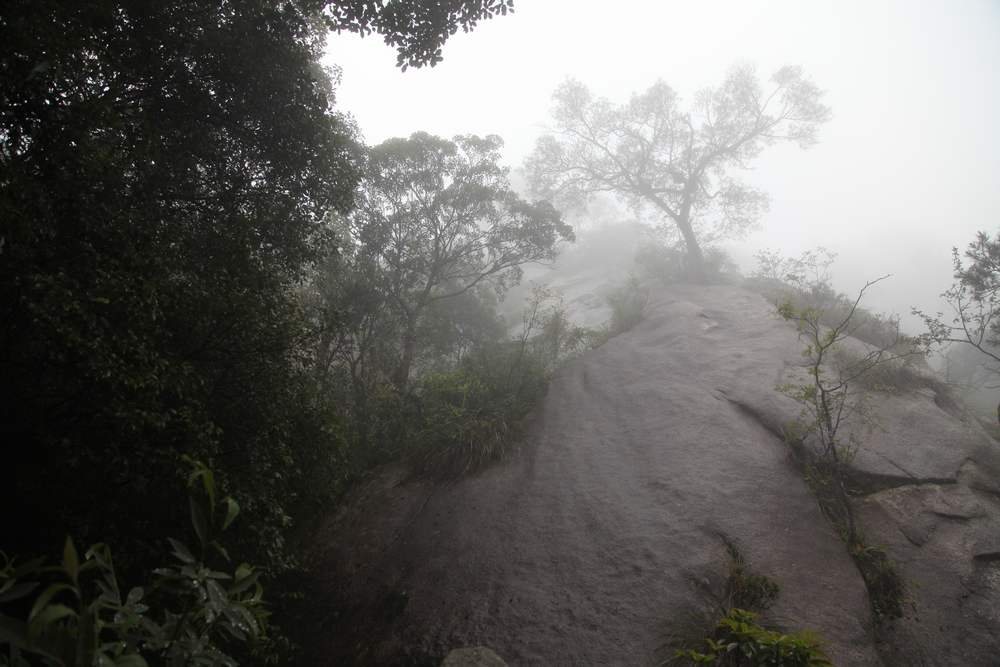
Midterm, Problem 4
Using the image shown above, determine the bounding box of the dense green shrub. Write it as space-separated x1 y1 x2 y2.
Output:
850 542 905 621
664 540 828 667
410 340 548 478
723 543 779 613
413 369 515 477
309 280 582 480
1 0 360 587
606 275 650 334
1 1 518 661
0 461 268 666
674 609 831 666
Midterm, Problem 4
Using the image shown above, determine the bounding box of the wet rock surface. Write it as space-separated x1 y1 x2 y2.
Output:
440 647 508 666
307 283 1000 666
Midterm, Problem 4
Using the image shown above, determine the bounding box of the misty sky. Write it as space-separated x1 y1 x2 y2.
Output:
323 0 1000 332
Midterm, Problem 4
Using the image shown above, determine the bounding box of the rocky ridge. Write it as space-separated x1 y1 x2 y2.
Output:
307 283 1000 666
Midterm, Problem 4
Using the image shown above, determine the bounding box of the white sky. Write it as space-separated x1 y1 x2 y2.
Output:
323 0 1000 331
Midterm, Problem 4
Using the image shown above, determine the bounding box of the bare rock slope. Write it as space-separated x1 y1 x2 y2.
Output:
308 284 1000 666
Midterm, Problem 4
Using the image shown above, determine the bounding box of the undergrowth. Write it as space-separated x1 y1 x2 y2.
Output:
0 460 268 666
850 541 905 620
830 345 943 396
723 541 779 613
674 609 831 666
773 264 908 627
409 351 544 479
606 274 649 334
786 440 907 624
666 540 830 666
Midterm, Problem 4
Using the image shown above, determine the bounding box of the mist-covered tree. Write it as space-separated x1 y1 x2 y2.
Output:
526 65 830 278
327 0 514 70
915 229 1000 376
304 238 506 457
347 132 573 389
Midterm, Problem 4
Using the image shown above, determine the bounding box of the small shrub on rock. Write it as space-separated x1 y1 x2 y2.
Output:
674 609 831 666
723 543 779 613
606 274 650 334
410 343 547 478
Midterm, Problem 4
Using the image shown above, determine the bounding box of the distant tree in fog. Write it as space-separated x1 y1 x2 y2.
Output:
526 65 830 280
349 132 573 389
916 230 1000 377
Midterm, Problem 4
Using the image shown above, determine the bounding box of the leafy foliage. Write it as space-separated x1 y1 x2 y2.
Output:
606 275 650 334
1 0 361 583
663 540 825 667
674 609 831 666
0 462 266 667
850 542 904 621
2 0 528 660
722 543 779 614
411 360 531 478
300 132 577 489
747 248 904 349
776 276 896 542
340 131 573 389
326 0 514 70
526 66 830 277
408 286 577 478
914 229 1000 377
775 276 908 622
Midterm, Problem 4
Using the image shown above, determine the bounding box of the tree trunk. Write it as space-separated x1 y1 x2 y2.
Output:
644 188 706 282
394 315 418 391
350 359 370 448
676 216 706 281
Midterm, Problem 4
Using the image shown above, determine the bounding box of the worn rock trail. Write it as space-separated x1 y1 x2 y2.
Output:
309 284 1000 666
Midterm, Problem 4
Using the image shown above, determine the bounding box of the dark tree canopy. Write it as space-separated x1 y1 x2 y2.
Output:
526 65 830 278
327 0 514 69
0 0 360 570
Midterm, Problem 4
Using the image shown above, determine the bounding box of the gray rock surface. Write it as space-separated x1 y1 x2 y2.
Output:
308 283 1000 666
441 647 507 666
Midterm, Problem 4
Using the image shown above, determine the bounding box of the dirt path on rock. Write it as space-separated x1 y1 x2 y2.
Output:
306 285 881 666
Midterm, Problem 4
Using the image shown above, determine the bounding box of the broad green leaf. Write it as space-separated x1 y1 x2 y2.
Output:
28 583 75 622
211 541 230 562
185 458 216 507
28 603 76 641
228 570 258 596
0 581 39 604
201 467 216 507
166 539 196 565
221 497 239 531
85 543 114 572
189 495 210 548
63 536 80 585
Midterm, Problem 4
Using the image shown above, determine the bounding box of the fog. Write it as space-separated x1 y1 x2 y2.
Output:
10 4 1000 660
324 0 1000 332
